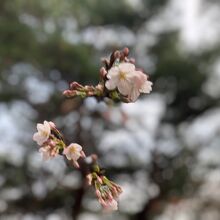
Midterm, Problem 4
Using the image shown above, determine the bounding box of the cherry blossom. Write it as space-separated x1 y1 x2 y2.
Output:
105 63 136 96
33 120 51 145
63 143 85 167
39 139 59 160
32 48 155 212
129 71 153 101
93 175 122 211
105 62 152 102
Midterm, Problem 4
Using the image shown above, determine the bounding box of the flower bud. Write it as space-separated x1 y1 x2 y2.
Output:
86 174 93 185
96 189 102 198
70 82 83 90
63 90 77 97
114 51 121 59
100 67 107 79
73 160 80 168
49 121 56 129
123 47 129 56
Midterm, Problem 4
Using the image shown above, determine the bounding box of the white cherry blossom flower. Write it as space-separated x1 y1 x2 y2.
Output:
129 71 153 102
33 121 51 146
105 63 136 96
105 62 152 102
63 143 84 162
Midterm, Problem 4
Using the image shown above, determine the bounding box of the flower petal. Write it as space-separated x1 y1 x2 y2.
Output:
33 133 45 145
44 121 51 132
130 71 146 88
71 152 81 161
105 79 117 90
129 87 140 102
117 79 131 95
119 63 135 73
107 66 120 78
139 81 153 93
63 144 82 161
39 147 50 160
106 67 120 91
73 144 82 151
37 123 45 132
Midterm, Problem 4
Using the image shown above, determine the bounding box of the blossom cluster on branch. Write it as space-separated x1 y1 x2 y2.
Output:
33 120 122 211
33 48 152 211
63 48 152 103
33 121 85 167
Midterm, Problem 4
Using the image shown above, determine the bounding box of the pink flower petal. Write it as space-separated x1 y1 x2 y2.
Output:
105 80 117 90
119 63 135 73
117 79 131 95
33 133 45 145
139 81 153 93
73 143 82 151
129 87 140 102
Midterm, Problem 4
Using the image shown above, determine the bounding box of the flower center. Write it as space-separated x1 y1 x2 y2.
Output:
119 71 126 80
69 146 77 154
41 130 48 137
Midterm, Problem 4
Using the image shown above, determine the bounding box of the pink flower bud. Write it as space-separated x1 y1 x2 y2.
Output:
80 150 86 158
63 90 76 97
97 176 103 184
123 47 129 56
47 139 56 148
96 84 103 91
91 154 98 162
99 198 107 207
70 82 83 90
111 186 119 199
88 91 95 96
107 192 113 200
100 67 107 78
114 51 121 59
86 174 93 185
101 58 109 67
96 189 102 198
73 160 80 168
49 121 56 129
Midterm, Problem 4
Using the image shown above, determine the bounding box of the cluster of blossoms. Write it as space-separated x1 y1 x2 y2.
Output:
33 48 153 212
33 121 121 211
63 48 152 103
33 121 85 167
87 169 122 211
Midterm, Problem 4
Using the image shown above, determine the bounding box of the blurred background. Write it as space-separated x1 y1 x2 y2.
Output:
1 0 220 219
